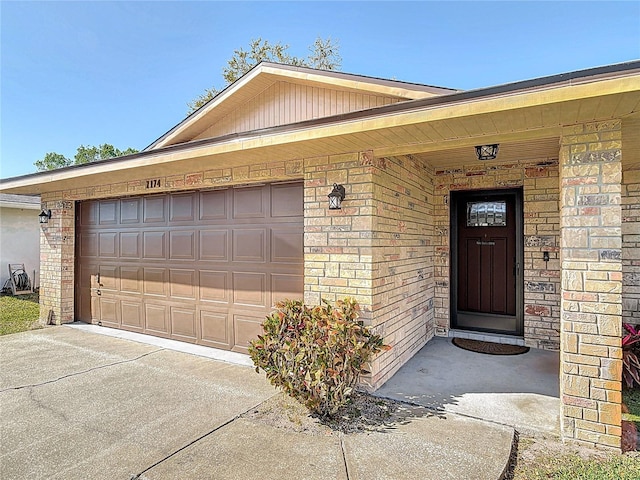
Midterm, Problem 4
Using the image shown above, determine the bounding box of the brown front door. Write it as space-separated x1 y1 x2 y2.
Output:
451 189 522 335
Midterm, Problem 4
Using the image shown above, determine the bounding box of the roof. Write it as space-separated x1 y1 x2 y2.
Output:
0 194 41 209
1 60 639 195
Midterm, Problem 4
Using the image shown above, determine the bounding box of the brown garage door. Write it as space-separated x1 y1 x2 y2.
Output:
75 182 303 353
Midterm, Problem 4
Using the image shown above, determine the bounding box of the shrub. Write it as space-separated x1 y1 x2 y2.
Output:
249 298 390 417
622 323 640 389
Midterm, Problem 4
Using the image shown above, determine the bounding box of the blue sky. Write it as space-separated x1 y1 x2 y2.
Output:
1 1 638 179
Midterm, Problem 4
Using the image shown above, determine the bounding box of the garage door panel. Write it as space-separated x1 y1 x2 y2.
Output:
121 301 143 330
233 314 264 352
271 228 303 264
143 196 166 223
121 198 141 224
120 267 142 294
99 297 119 326
271 183 303 217
170 193 197 223
98 232 118 258
143 268 167 296
233 228 266 262
143 231 166 259
171 307 197 342
200 189 228 221
98 265 118 290
120 232 141 258
99 200 118 225
233 272 266 307
145 304 169 336
77 182 302 351
170 269 196 299
200 230 228 261
233 186 266 219
200 309 231 347
79 202 98 226
79 233 98 258
169 230 196 260
271 274 304 304
199 270 229 303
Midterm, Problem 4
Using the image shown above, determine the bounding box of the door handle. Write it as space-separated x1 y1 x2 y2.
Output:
96 272 101 286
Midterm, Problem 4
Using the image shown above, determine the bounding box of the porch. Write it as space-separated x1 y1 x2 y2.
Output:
376 336 560 436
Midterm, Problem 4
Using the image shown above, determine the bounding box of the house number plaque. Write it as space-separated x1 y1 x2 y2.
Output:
146 179 161 189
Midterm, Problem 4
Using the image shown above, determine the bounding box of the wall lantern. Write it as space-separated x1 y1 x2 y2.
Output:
328 183 346 210
38 209 52 224
475 144 499 161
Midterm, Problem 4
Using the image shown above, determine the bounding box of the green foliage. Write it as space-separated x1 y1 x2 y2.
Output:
187 36 341 114
34 152 72 171
623 388 640 423
0 294 40 335
249 298 390 417
623 324 640 389
34 143 139 171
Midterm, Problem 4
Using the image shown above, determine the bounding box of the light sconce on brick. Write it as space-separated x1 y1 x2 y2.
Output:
328 183 346 210
38 209 52 224
475 144 499 160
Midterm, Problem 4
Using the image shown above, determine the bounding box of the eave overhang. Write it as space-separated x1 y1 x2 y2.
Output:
2 61 639 196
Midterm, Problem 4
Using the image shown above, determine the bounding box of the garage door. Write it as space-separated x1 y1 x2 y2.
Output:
75 182 303 353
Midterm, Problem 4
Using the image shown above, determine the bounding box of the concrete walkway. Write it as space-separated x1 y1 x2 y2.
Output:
1 327 514 479
376 337 561 436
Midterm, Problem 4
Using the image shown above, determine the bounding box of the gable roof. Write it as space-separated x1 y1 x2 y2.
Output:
145 62 458 150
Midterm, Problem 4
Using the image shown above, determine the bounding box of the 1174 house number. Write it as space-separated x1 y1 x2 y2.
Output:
146 179 161 189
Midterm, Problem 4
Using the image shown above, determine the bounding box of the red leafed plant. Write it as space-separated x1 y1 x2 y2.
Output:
249 298 391 417
623 323 640 389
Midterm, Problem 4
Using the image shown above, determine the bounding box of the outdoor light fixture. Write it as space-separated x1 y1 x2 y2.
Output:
38 209 51 224
475 144 499 161
328 183 346 210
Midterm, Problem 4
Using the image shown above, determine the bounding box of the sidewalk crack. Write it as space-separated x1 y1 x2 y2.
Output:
0 349 164 393
340 433 351 480
130 395 278 480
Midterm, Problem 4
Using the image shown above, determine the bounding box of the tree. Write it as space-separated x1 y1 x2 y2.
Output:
34 144 139 171
187 37 342 114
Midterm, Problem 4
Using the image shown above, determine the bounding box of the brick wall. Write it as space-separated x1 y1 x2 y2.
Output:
302 152 375 311
432 159 561 349
559 120 623 449
622 118 640 326
623 169 640 325
369 154 435 387
39 197 75 324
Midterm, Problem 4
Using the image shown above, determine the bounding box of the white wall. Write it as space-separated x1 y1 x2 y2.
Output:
0 206 40 291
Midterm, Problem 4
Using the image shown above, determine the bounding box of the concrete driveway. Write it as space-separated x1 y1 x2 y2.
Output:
1 326 514 480
0 327 275 479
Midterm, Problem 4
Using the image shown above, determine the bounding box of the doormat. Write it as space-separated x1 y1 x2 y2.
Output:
452 338 530 355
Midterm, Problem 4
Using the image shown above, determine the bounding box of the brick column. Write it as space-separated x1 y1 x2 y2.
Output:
303 152 375 313
559 120 623 449
40 196 75 324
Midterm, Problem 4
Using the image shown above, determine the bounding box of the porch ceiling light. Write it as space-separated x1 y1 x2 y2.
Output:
38 209 52 224
328 183 346 210
475 144 499 161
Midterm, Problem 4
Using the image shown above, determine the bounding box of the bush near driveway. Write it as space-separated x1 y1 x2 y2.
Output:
0 293 40 335
249 298 390 417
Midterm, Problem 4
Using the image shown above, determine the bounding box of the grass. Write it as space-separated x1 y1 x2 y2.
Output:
0 293 41 335
510 435 640 480
623 388 640 423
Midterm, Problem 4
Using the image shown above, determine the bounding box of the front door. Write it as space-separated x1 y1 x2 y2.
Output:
451 189 523 335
